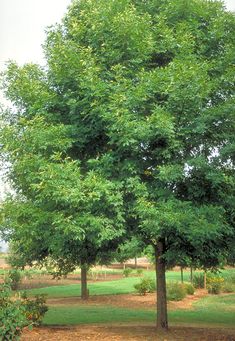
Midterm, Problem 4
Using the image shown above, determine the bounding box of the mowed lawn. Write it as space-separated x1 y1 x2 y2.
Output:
25 268 235 298
43 294 235 327
15 268 235 327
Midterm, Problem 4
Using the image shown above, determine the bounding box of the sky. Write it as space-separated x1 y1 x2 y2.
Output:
0 0 235 69
0 0 234 250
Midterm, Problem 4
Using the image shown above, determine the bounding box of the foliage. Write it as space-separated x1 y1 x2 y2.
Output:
166 282 187 301
21 292 48 325
0 284 29 341
123 267 133 277
192 273 205 289
115 237 144 263
183 282 195 295
136 268 144 276
0 283 48 341
1 0 235 328
222 282 235 293
5 269 22 290
134 277 156 295
207 276 224 295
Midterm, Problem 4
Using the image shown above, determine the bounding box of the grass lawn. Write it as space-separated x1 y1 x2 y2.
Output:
43 294 235 327
25 277 141 297
24 268 235 298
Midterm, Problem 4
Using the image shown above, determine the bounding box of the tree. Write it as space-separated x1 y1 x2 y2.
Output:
1 0 234 330
0 117 125 299
115 236 145 268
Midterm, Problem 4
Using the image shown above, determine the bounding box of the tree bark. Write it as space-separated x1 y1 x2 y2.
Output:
155 240 168 330
180 267 184 283
134 257 137 269
81 263 89 300
190 266 193 283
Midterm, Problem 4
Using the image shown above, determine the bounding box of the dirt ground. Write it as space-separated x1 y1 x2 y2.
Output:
46 289 208 311
21 324 235 341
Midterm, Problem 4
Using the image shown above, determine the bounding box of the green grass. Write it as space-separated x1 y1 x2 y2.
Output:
25 277 141 297
194 294 235 312
44 306 155 325
43 294 235 327
24 268 235 298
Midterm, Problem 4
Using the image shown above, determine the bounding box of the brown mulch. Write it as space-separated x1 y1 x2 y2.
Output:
46 289 208 311
21 324 235 341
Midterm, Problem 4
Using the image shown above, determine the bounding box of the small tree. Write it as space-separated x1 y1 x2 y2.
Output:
1 117 125 299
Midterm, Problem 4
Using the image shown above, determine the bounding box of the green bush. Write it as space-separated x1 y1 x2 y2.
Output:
136 269 143 276
192 273 204 289
21 292 48 325
123 268 133 277
222 282 235 293
0 284 29 341
5 269 22 290
167 282 187 301
184 282 195 295
134 277 156 295
224 274 235 284
0 284 48 340
207 276 224 294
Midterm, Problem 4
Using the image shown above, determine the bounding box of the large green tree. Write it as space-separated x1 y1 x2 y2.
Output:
1 0 234 330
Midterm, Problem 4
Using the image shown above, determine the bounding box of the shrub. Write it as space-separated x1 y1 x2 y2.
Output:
224 274 235 284
192 273 204 289
167 282 187 301
207 276 224 294
134 277 156 295
0 284 29 341
0 284 48 340
136 269 143 276
23 270 33 280
184 282 195 295
21 292 48 325
222 282 235 293
5 269 22 290
123 268 132 277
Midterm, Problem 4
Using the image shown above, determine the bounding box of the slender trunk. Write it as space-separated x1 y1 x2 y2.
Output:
155 241 168 330
134 257 137 269
81 263 89 300
204 271 207 289
180 267 184 283
190 267 193 283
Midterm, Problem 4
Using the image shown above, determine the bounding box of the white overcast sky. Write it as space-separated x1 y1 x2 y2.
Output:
0 0 235 69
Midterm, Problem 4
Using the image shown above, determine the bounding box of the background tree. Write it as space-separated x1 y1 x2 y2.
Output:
1 0 234 330
0 117 125 299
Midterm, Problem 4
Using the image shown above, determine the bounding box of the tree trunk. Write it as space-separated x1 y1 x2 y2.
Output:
155 241 168 330
81 264 89 300
190 266 193 283
180 267 184 283
134 257 137 269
